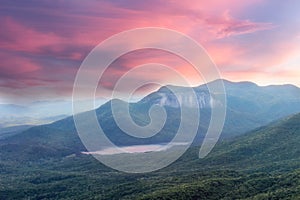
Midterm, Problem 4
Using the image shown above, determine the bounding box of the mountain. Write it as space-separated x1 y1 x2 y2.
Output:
0 124 33 140
1 79 300 162
135 113 300 199
200 112 300 171
173 112 300 172
0 109 300 199
142 79 300 138
0 101 72 127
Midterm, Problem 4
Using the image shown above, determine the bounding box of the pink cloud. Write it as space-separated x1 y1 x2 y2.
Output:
0 17 62 53
1 0 299 102
98 49 202 91
207 11 276 38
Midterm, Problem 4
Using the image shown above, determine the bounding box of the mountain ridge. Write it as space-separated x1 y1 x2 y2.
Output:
199 112 300 171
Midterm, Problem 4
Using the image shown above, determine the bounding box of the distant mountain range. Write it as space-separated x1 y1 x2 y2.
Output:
0 98 108 128
0 101 71 127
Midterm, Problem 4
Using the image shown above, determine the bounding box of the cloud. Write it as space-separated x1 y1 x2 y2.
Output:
97 49 203 94
208 11 276 38
0 0 299 103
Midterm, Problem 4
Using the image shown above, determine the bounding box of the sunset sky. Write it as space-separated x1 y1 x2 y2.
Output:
1 0 300 104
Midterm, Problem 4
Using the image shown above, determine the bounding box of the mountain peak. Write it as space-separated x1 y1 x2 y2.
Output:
204 79 258 88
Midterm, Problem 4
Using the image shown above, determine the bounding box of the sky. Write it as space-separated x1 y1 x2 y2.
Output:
1 0 300 104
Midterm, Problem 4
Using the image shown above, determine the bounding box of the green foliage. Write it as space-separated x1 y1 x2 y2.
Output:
1 114 300 199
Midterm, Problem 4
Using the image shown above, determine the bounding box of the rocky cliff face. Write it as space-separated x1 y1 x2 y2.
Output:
140 86 213 109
